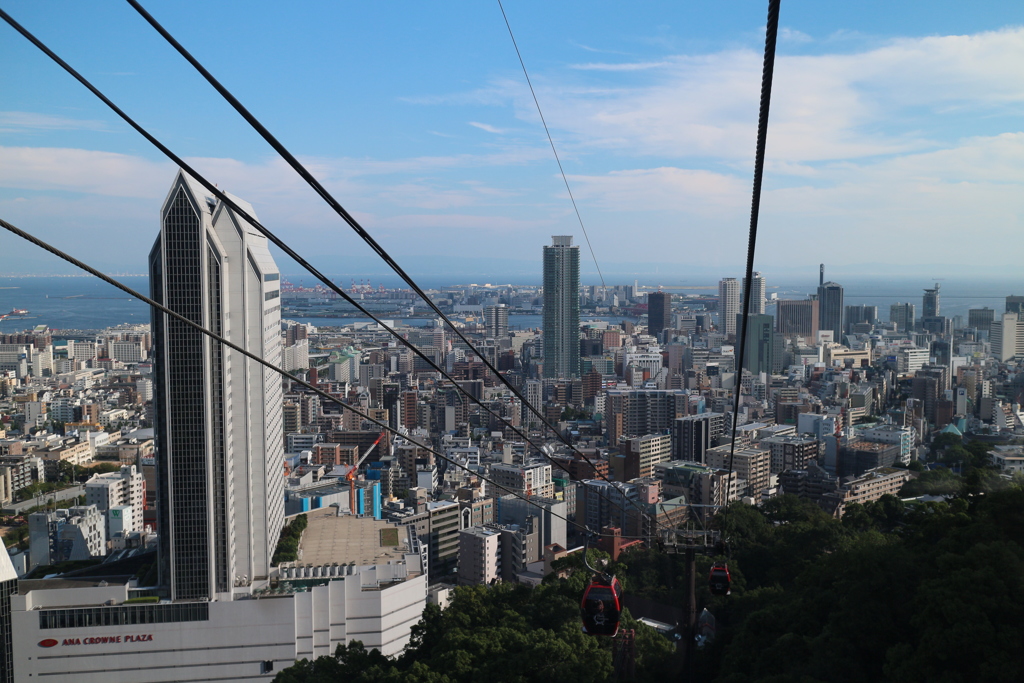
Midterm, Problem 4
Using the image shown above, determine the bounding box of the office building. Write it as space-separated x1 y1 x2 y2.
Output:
844 305 876 332
890 303 916 333
775 299 819 338
719 278 740 336
968 308 995 333
484 304 509 340
149 170 285 601
647 291 671 336
737 313 775 375
1007 295 1024 315
991 312 1024 362
543 236 581 378
923 283 940 318
742 272 766 315
817 281 844 341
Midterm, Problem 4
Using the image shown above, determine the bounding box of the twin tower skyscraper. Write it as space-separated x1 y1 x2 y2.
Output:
149 170 285 601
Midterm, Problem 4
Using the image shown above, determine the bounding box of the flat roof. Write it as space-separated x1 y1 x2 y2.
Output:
298 509 416 569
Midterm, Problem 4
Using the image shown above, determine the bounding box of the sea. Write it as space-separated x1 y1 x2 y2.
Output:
1 274 1021 334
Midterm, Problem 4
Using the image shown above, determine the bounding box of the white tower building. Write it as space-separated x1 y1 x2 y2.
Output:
149 170 285 601
743 272 766 315
719 278 740 336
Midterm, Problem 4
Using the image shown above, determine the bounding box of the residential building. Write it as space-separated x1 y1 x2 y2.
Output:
705 445 771 498
489 462 554 499
742 272 766 315
84 464 145 537
623 433 672 479
761 434 822 474
457 526 501 585
543 236 581 378
842 467 912 507
484 304 509 340
673 412 724 464
719 278 740 336
28 506 106 569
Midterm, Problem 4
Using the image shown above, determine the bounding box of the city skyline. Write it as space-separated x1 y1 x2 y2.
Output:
3 2 1024 278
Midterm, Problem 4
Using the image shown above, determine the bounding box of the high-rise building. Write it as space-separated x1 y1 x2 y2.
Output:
923 283 941 318
543 236 580 378
737 313 775 375
647 291 671 336
1006 295 1024 315
991 312 1024 362
149 170 285 601
844 305 877 332
742 272 766 315
0 550 14 683
483 304 509 340
890 303 916 333
719 278 740 336
968 307 995 333
817 281 844 341
775 299 819 338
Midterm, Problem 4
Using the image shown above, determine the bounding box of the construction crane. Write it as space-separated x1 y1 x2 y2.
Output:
348 432 386 516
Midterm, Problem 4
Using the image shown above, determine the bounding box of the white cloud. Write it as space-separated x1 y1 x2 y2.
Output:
473 27 1024 166
780 27 813 44
568 61 670 71
0 111 110 134
468 121 507 134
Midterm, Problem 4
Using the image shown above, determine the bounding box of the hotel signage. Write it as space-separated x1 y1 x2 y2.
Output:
40 634 154 647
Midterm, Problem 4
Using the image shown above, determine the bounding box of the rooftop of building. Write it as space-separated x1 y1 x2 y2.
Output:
844 439 896 453
296 509 417 569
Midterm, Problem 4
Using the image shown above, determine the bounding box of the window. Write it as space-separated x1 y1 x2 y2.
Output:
39 602 210 629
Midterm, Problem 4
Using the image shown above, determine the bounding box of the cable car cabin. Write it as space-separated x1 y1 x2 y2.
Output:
581 575 622 636
709 562 732 596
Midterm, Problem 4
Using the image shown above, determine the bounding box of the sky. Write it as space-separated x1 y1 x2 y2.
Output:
1 0 1024 286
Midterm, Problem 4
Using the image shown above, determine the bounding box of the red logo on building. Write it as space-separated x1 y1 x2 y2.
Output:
38 639 59 648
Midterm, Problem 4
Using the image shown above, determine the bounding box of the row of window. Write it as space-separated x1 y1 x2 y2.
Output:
39 602 209 630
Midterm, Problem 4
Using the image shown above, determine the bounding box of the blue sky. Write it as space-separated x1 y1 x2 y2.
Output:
2 0 1024 284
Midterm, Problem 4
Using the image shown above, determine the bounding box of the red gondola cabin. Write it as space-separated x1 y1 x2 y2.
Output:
581 575 623 636
709 562 731 596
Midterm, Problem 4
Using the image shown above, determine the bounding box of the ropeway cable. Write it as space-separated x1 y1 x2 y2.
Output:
496 0 607 292
120 0 648 525
726 0 781 492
